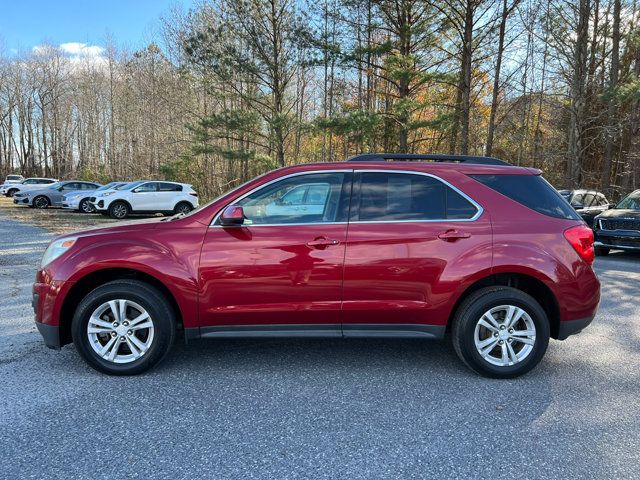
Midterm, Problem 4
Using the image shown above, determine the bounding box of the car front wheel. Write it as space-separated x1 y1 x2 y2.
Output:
452 286 550 378
33 195 50 209
71 280 176 375
109 201 130 219
79 198 95 213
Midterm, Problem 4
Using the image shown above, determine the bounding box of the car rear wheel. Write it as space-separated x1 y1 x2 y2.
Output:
33 195 50 209
173 201 193 215
452 286 550 378
109 201 129 219
79 198 95 213
594 246 610 256
71 280 176 375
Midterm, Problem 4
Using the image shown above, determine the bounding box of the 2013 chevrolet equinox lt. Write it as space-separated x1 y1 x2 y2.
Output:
33 154 600 378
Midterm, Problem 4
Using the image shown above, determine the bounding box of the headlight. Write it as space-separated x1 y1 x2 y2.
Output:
103 191 116 196
41 238 77 268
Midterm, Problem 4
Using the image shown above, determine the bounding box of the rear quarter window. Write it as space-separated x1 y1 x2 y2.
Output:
470 174 581 220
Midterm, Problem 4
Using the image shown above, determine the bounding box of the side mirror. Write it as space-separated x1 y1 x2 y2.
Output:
219 205 246 226
58 186 65 191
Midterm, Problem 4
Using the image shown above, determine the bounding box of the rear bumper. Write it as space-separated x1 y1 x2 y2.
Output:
557 315 595 340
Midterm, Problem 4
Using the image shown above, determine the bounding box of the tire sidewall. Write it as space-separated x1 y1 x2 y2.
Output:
174 202 192 215
34 196 50 209
79 198 94 213
71 282 175 375
109 201 129 219
456 289 550 378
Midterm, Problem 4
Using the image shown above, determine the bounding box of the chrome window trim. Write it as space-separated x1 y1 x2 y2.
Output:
209 168 483 227
209 169 352 227
351 169 483 223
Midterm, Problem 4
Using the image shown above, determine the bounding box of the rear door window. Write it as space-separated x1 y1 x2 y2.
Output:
470 174 581 220
353 172 478 221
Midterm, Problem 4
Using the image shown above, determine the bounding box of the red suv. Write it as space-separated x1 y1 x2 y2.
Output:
33 154 600 378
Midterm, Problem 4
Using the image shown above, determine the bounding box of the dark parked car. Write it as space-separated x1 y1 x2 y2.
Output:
559 189 610 225
34 153 600 378
593 189 640 255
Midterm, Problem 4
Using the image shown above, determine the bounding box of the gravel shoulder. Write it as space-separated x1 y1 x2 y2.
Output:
0 206 639 479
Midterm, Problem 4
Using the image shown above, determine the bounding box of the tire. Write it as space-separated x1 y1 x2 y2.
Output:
79 198 95 213
173 201 193 215
6 188 18 197
71 279 176 375
594 246 610 256
452 286 550 379
33 195 51 209
109 201 130 219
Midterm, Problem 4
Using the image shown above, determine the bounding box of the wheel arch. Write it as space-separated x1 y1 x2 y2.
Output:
448 272 561 339
59 268 184 346
108 198 133 212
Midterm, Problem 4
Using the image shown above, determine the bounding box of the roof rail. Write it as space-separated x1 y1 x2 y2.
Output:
346 153 509 166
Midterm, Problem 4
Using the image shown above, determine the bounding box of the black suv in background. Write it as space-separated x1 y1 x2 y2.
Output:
593 189 640 255
559 189 611 225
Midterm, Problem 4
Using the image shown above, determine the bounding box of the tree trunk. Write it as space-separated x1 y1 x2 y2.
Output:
601 0 621 196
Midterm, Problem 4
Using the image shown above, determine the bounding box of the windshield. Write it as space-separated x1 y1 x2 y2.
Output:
47 182 63 189
96 182 119 191
558 190 571 199
7 175 21 180
616 190 640 210
116 182 142 190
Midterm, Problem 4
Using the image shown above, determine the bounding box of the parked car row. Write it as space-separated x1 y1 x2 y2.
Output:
1 175 199 219
561 187 640 255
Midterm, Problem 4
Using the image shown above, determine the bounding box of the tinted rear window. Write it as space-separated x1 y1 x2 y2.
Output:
356 172 478 221
470 174 581 220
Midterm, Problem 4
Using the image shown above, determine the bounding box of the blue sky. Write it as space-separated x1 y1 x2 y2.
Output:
0 0 195 54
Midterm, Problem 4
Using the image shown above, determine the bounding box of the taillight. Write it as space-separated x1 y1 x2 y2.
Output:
189 192 198 197
563 225 595 265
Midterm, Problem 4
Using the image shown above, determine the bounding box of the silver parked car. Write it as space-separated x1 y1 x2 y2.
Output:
13 181 102 209
61 182 127 213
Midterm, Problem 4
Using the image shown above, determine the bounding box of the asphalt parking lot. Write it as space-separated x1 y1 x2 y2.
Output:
1 210 639 479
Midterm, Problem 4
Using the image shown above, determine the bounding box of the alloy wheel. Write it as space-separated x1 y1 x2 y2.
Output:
86 299 155 364
81 199 94 213
34 196 49 208
112 203 127 218
473 305 536 367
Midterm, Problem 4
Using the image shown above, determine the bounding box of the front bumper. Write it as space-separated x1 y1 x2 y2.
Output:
35 321 61 349
62 199 81 209
557 315 595 340
594 229 640 251
13 196 31 205
33 274 73 349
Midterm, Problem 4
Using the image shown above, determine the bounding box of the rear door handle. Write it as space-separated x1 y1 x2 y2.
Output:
307 237 340 249
438 230 471 241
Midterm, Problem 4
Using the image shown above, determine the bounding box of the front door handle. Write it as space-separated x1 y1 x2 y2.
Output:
307 237 340 249
438 230 471 241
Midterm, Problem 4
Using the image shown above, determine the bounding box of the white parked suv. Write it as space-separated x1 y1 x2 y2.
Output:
90 180 199 219
2 177 58 197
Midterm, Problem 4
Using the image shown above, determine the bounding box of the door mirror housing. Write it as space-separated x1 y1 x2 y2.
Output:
220 205 246 226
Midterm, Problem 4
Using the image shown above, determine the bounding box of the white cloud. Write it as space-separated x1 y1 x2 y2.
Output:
59 42 105 57
31 42 108 71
